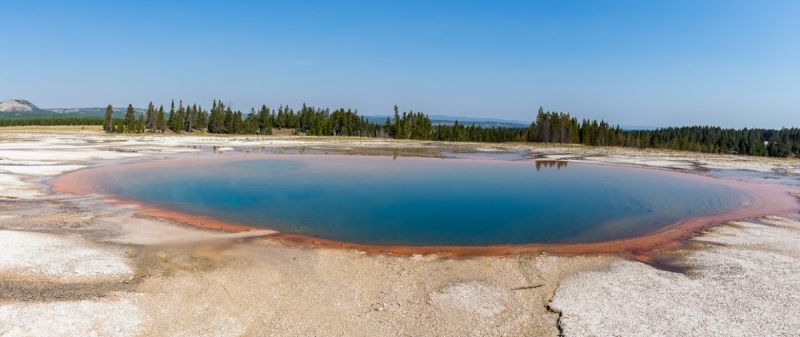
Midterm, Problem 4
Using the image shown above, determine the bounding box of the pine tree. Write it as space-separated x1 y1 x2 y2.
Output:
167 100 175 132
156 105 166 132
526 119 537 142
197 105 208 131
258 105 271 135
234 110 243 134
383 117 392 137
403 111 412 139
187 104 197 132
136 112 145 133
393 106 401 139
124 104 135 133
224 107 234 134
145 102 156 131
104 105 114 132
208 100 223 133
173 100 184 133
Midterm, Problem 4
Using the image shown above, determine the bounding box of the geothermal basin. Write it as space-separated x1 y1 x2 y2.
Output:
49 153 799 256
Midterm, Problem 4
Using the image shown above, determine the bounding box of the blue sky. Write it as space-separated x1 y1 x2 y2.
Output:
2 0 798 128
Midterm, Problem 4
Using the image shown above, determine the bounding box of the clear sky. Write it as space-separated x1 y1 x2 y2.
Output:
2 0 798 128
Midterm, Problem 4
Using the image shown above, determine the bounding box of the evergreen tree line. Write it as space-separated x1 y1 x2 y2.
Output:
525 107 800 158
102 101 525 142
526 107 623 146
104 104 147 133
8 101 792 158
377 106 522 142
626 126 799 157
0 117 105 127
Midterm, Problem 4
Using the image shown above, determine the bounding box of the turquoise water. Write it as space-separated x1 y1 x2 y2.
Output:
94 155 746 246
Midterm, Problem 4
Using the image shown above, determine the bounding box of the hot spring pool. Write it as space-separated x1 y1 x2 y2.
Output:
65 154 750 246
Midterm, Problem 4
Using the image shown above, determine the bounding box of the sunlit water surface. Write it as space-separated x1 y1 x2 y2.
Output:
93 155 746 246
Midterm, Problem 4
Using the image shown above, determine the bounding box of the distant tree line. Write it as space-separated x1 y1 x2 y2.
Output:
526 107 799 158
0 117 105 127
100 100 526 142
3 101 796 158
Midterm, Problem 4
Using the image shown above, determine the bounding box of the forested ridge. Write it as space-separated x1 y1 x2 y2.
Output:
101 100 527 143
526 108 799 158
0 117 105 127
2 101 797 157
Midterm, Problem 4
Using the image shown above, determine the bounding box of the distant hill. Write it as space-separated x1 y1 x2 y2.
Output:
0 99 62 119
364 114 531 128
47 107 146 118
0 99 39 112
0 99 143 119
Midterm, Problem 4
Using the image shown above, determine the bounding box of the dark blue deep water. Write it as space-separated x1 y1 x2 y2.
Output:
95 155 746 245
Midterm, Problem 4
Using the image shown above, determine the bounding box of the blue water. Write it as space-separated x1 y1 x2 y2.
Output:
95 155 746 245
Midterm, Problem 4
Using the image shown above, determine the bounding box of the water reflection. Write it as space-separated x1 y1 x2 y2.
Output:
535 160 568 171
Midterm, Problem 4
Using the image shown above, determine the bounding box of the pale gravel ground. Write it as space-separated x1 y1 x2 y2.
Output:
0 128 799 336
123 242 610 336
0 230 132 281
0 165 86 176
429 281 507 317
0 299 143 337
550 217 800 336
0 174 42 198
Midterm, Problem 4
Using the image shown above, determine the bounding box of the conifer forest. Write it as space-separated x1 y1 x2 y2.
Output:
2 100 797 158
